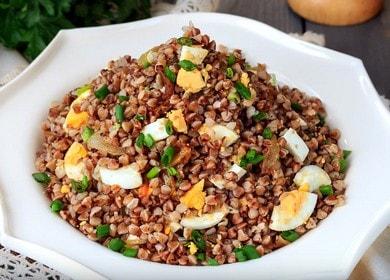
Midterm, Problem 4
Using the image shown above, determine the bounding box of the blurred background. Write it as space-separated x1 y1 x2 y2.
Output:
0 0 389 279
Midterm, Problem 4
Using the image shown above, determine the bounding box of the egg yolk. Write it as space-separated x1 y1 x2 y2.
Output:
64 142 87 165
177 69 206 94
65 110 89 129
240 72 250 87
167 109 187 133
180 179 205 211
279 190 308 221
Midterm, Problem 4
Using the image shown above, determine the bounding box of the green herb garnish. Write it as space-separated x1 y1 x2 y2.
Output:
71 175 89 193
165 120 173 135
96 224 110 239
262 127 273 139
50 199 63 213
81 126 94 142
146 166 161 179
95 85 109 101
134 114 145 121
32 172 50 185
319 185 334 196
161 146 175 167
164 66 176 83
252 111 268 122
291 102 302 112
114 104 124 123
179 60 196 71
226 67 233 78
281 230 299 242
143 134 155 148
177 37 192 46
227 54 235 66
235 81 251 100
108 238 124 252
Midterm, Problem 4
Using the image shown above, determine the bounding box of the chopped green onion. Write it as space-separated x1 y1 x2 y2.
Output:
167 166 178 177
317 113 326 126
240 149 264 168
196 252 206 261
339 158 348 173
71 175 89 193
262 127 273 139
118 95 129 102
114 104 124 123
146 166 161 179
191 230 206 251
76 84 91 96
291 102 303 112
281 230 300 242
227 89 240 103
253 111 268 122
123 247 138 258
32 172 50 185
136 133 145 148
134 114 145 121
319 185 334 196
177 37 193 46
270 74 277 87
50 199 63 213
108 238 124 252
81 126 94 142
179 60 196 71
94 85 109 101
165 120 173 135
235 81 251 100
343 150 352 159
207 258 219 266
227 54 235 66
144 134 155 148
226 67 233 78
96 224 110 239
161 146 175 167
234 248 247 262
164 66 177 83
242 245 261 260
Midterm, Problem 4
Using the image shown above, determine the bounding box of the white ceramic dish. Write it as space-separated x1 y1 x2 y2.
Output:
0 13 389 280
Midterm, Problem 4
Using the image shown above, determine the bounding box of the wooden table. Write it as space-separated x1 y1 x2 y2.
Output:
218 0 389 98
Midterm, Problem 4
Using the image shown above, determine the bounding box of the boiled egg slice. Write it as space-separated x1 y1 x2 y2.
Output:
282 128 309 163
63 90 90 132
180 179 206 211
142 118 170 142
180 209 226 230
177 68 205 94
97 163 143 190
180 46 209 65
64 142 88 181
270 190 317 231
293 165 331 192
210 163 247 189
198 124 239 147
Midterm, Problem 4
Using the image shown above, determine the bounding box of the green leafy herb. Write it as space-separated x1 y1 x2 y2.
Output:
114 104 124 123
179 59 196 71
164 66 176 83
291 102 303 112
146 166 160 179
281 230 299 242
167 166 178 177
123 247 138 258
227 89 240 103
95 85 109 100
118 95 129 102
177 37 192 46
253 111 268 122
81 126 94 142
241 245 261 260
227 54 235 66
343 150 352 159
319 185 334 196
262 127 273 139
207 258 219 266
196 252 206 261
165 120 173 135
161 146 175 167
143 134 155 148
50 199 63 213
317 113 326 126
32 172 50 185
134 114 145 121
191 230 206 251
234 248 247 262
136 133 145 148
76 84 91 96
226 67 233 78
235 81 251 100
239 149 264 169
108 238 124 252
96 224 110 239
71 175 89 193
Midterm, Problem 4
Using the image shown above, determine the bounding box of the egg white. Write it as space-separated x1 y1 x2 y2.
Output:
142 118 170 142
294 165 331 192
180 210 226 230
98 163 143 189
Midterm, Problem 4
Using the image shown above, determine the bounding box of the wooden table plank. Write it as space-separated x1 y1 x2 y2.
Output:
217 0 303 33
305 5 390 98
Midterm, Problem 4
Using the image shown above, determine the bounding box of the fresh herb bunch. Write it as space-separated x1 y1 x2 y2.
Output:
0 0 151 61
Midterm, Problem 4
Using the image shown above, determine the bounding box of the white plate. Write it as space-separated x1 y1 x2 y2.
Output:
0 13 389 280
